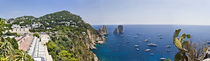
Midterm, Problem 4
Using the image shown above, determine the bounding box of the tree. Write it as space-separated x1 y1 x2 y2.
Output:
6 37 18 49
0 18 6 36
46 41 57 52
33 33 40 38
14 49 34 61
5 31 18 36
58 50 72 61
0 38 33 61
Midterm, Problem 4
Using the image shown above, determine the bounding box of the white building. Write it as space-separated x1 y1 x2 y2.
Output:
10 24 31 35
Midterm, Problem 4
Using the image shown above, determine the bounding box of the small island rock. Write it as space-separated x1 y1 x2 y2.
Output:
113 25 124 34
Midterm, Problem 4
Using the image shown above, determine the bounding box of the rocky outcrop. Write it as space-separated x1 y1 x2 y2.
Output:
85 25 108 49
87 28 106 49
114 25 124 34
98 25 108 36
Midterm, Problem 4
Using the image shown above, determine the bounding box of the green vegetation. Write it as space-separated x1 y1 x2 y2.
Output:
173 29 207 61
0 19 33 61
45 23 95 61
33 33 40 38
11 16 36 26
0 18 6 36
5 37 18 49
4 10 101 61
0 38 34 61
30 10 98 61
4 31 19 36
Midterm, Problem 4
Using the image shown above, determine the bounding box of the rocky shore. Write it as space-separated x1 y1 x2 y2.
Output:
87 25 108 49
86 25 108 61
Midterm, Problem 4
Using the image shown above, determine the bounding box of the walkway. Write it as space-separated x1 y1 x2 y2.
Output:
27 34 52 61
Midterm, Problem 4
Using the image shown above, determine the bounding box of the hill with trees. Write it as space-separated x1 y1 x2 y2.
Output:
5 10 106 61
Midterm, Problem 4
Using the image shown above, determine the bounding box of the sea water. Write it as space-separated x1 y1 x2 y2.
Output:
92 25 210 61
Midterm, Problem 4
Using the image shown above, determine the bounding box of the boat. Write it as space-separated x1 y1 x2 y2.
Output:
134 45 139 47
136 48 140 51
166 45 171 48
147 43 157 47
160 58 166 61
144 39 148 42
144 49 151 52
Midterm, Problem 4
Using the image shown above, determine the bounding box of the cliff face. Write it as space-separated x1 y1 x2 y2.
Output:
86 25 108 49
114 25 124 34
84 25 108 61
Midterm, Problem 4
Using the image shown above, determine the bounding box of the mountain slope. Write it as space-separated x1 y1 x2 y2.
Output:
7 10 105 61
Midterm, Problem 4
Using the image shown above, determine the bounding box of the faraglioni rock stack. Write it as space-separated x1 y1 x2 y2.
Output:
113 25 124 34
98 25 108 35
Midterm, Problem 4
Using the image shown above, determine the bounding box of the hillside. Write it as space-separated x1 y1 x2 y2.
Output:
6 10 106 61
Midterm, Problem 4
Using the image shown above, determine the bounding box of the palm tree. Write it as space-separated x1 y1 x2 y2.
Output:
0 41 16 60
14 49 34 61
0 39 34 61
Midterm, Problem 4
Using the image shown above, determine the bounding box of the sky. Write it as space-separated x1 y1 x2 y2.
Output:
1 0 210 25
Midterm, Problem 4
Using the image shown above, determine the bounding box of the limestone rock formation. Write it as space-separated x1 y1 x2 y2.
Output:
98 25 108 36
114 25 124 34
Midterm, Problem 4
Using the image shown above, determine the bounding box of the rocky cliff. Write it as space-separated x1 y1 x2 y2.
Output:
87 25 108 48
114 25 124 34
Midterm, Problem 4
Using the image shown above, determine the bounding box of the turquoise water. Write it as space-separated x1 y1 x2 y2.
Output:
92 25 210 61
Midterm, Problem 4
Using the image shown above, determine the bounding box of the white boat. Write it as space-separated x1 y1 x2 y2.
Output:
147 43 157 47
160 58 166 61
136 48 140 51
134 45 139 47
144 39 148 42
166 45 171 48
144 49 151 52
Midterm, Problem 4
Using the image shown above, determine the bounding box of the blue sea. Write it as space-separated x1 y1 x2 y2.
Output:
92 25 210 61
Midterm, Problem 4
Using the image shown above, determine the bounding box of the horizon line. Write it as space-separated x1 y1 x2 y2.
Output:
91 24 210 26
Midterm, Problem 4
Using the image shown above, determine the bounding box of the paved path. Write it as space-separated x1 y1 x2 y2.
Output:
18 35 33 51
27 34 52 61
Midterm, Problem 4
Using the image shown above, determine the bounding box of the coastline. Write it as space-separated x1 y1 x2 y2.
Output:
89 25 108 61
93 41 106 61
92 39 106 61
